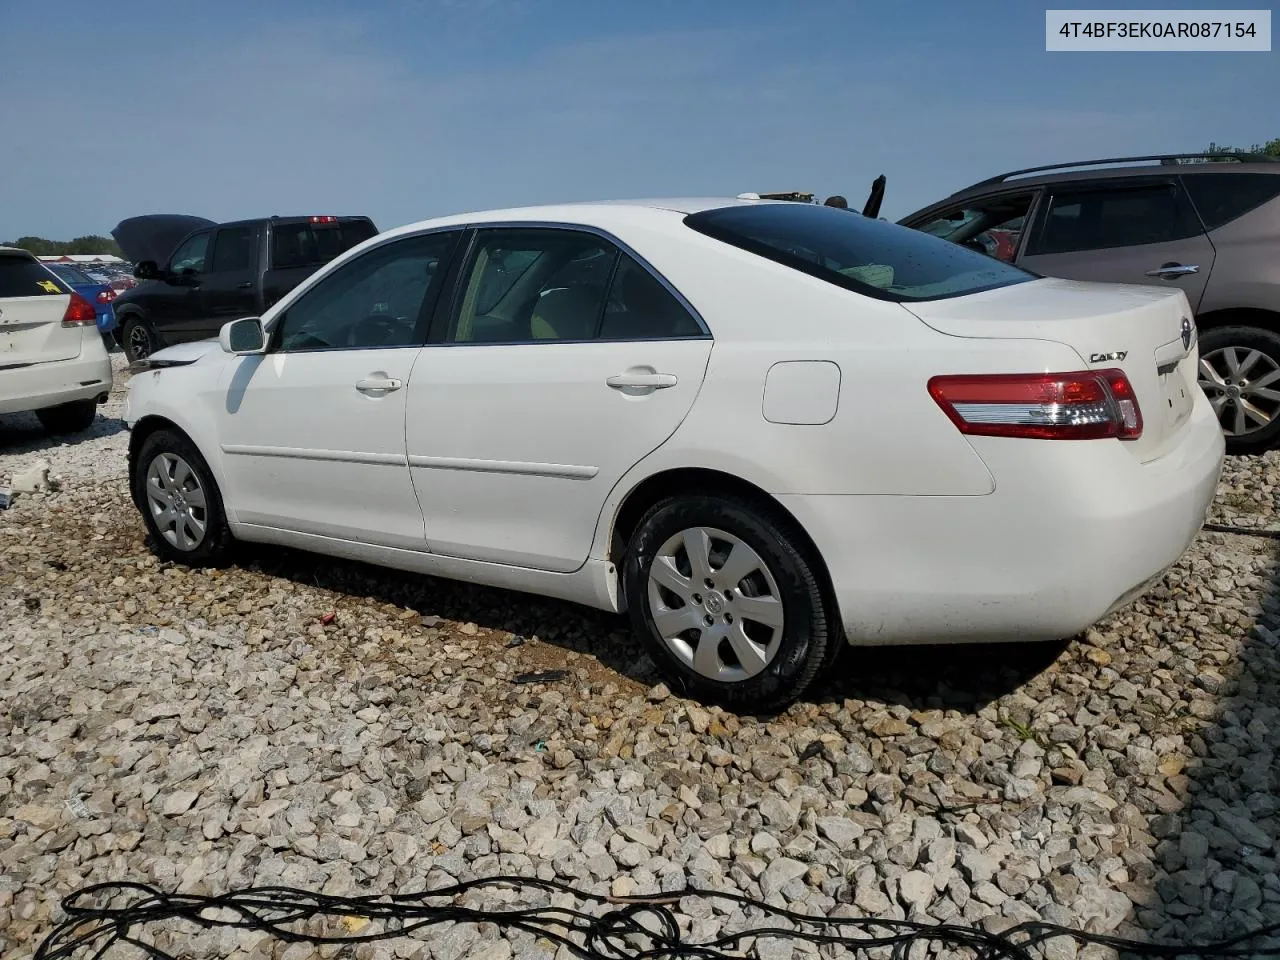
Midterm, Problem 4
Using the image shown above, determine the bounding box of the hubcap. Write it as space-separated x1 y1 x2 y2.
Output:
646 526 785 682
145 453 208 551
129 323 152 360
1198 346 1280 438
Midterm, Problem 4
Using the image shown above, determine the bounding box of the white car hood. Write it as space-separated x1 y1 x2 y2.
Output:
146 338 222 366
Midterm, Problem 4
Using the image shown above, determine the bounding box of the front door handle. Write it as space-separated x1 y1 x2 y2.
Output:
606 373 678 390
1145 262 1200 278
355 376 403 394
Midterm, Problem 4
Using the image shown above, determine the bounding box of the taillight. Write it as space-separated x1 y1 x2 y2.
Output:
61 292 98 327
928 369 1143 441
96 288 116 304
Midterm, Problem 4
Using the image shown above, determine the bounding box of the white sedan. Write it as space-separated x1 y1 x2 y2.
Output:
122 198 1224 710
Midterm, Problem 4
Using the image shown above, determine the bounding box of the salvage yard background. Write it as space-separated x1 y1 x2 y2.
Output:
1 359 1277 958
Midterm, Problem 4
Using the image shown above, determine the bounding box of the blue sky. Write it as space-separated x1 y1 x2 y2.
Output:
0 0 1274 239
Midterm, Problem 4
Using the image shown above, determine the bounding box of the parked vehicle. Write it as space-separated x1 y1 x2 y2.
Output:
110 214 378 364
1 247 112 433
122 199 1223 710
42 262 118 338
895 153 1280 453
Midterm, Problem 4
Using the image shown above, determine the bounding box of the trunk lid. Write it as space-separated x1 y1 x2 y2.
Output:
903 276 1199 463
0 251 81 367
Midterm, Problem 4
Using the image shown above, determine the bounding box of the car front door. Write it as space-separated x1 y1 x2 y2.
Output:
200 225 260 338
154 229 214 342
1017 177 1217 311
405 226 713 573
215 229 462 548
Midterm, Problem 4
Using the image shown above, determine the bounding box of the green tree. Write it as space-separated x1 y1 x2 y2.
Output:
2 235 122 257
1205 138 1280 159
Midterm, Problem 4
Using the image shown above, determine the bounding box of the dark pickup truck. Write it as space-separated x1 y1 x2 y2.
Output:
110 213 378 362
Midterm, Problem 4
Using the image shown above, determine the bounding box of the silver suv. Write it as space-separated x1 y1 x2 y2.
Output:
897 153 1280 453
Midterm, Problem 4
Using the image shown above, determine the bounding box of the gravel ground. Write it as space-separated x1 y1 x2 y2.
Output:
1 358 1278 959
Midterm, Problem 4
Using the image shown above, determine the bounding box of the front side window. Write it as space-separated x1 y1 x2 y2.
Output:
912 193 1035 264
211 227 256 273
274 231 459 352
1026 182 1203 256
169 232 211 274
686 202 1033 302
449 229 617 343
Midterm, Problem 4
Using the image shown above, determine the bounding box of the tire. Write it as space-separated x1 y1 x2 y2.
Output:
132 428 235 566
35 399 97 435
1197 325 1280 455
622 493 837 713
122 317 160 364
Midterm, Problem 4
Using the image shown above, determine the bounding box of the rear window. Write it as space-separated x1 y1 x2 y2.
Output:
684 203 1033 302
0 256 70 298
46 264 94 286
270 219 379 270
1183 172 1280 231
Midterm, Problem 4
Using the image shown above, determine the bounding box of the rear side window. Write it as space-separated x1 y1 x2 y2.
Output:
685 203 1033 302
0 257 70 297
1183 173 1280 231
211 226 257 272
271 220 378 269
1026 182 1202 256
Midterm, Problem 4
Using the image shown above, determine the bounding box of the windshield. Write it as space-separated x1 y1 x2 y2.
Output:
684 202 1034 302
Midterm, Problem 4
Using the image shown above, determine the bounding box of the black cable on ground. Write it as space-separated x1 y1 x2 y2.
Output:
30 877 1280 960
1202 522 1280 540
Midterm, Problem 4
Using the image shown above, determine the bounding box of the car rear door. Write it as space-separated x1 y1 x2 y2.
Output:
200 224 261 337
0 251 78 367
1017 177 1217 311
405 226 713 573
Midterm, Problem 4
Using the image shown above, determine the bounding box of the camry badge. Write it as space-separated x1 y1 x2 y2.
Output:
1089 351 1127 363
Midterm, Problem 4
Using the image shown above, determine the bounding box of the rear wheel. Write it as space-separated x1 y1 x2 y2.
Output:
1197 325 1280 454
36 400 97 435
623 493 837 712
123 317 160 364
132 429 234 566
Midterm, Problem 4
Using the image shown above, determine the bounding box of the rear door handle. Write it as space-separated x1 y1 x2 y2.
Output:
606 373 678 389
1145 262 1199 278
237 281 253 289
355 377 403 393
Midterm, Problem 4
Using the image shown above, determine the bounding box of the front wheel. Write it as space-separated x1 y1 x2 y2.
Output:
122 317 160 364
622 494 837 712
132 429 235 566
1197 325 1280 454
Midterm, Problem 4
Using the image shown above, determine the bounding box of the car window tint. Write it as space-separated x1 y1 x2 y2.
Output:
274 232 458 352
913 193 1035 264
271 220 377 269
599 255 703 339
169 232 211 273
450 229 616 343
0 257 70 297
48 265 94 285
1183 173 1280 231
1027 183 1202 256
685 202 1033 303
211 227 256 272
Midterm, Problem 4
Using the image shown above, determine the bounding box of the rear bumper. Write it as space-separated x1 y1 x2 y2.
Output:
0 336 113 415
780 394 1225 646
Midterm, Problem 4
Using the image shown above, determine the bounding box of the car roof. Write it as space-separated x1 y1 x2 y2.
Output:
940 160 1280 204
378 197 765 240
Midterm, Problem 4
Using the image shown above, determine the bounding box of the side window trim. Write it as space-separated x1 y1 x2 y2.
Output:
424 220 712 345
266 228 465 355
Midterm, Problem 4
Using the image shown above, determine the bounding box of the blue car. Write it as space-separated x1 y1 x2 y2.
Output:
41 262 118 335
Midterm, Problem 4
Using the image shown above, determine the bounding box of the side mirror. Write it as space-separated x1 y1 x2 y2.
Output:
220 317 267 355
134 260 160 280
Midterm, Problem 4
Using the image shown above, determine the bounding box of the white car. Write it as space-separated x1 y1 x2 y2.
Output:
1 247 113 433
122 199 1224 710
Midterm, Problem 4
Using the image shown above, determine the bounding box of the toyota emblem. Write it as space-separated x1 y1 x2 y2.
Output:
1181 317 1193 351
